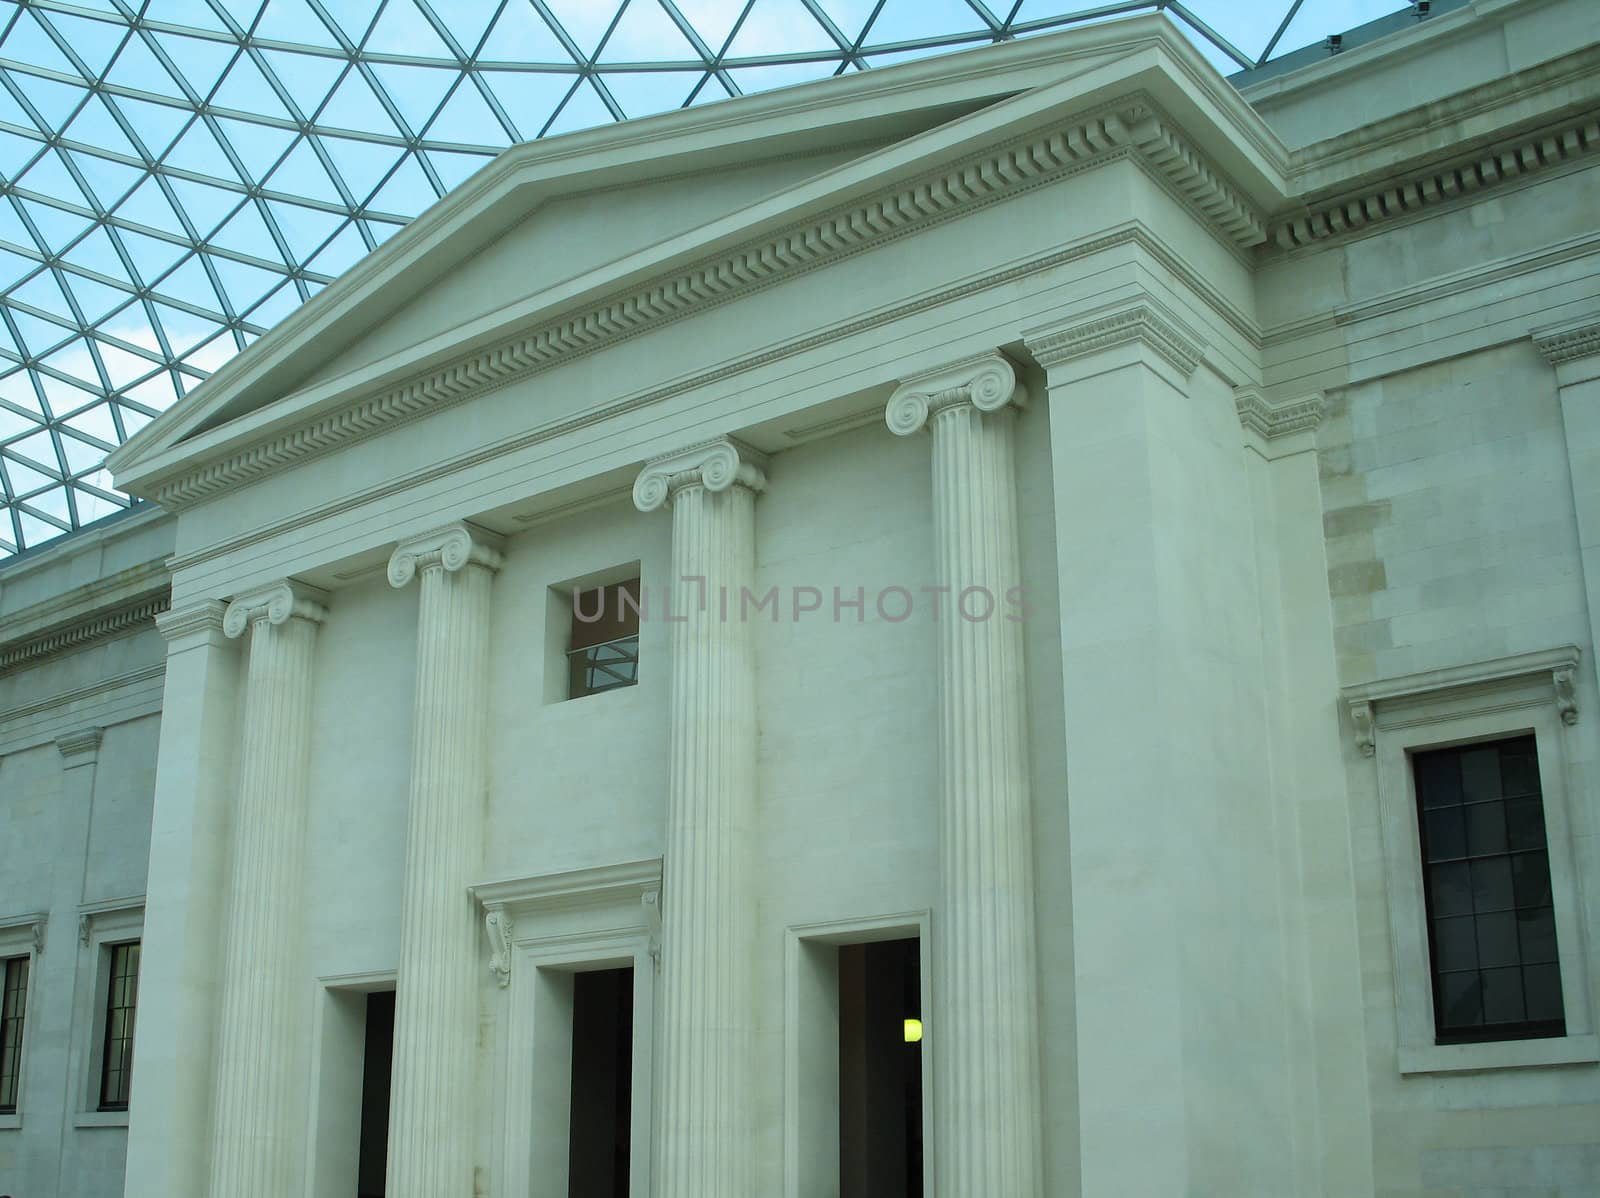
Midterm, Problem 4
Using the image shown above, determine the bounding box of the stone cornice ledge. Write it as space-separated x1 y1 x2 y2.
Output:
1234 387 1326 440
472 859 663 915
0 587 170 674
1342 645 1581 756
634 437 770 512
1025 298 1204 383
139 96 1263 513
1533 317 1600 366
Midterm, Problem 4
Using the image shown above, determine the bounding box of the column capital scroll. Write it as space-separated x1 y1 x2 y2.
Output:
222 580 329 639
885 351 1025 437
387 521 505 589
633 436 769 513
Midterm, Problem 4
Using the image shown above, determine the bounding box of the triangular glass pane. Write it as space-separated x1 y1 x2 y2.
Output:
266 136 345 204
363 0 455 59
104 33 191 102
541 0 619 58
0 200 37 253
181 325 242 373
164 174 247 239
211 51 294 121
62 94 140 160
724 60 834 94
152 253 226 313
212 114 298 182
114 176 184 234
0 130 45 180
445 0 514 57
61 435 116 480
257 48 347 118
151 302 220 356
19 509 69 545
543 78 613 136
251 0 343 49
44 11 131 79
40 338 102 389
423 76 505 146
598 71 703 119
361 217 401 249
10 267 72 316
2 13 81 78
0 79 34 128
17 150 91 211
150 31 241 101
425 147 494 192
30 486 75 524
10 74 88 130
265 198 345 263
726 0 839 57
4 307 73 358
241 279 304 327
0 247 37 291
37 371 99 416
366 151 437 218
208 199 284 262
122 371 178 415
149 0 233 34
206 253 278 311
163 118 243 183
215 0 268 32
0 406 37 441
863 0 986 46
815 0 879 33
0 367 45 415
670 0 751 51
319 134 402 203
477 0 574 64
7 449 62 489
367 62 458 135
315 66 401 137
480 69 580 141
111 96 194 159
59 271 132 324
72 484 127 523
66 151 144 211
319 0 383 40
111 227 186 284
306 220 368 277
599 0 702 62
92 339 160 389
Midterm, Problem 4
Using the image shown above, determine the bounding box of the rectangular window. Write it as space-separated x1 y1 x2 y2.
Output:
568 578 641 699
567 966 633 1198
1414 736 1564 1043
0 955 28 1113
98 941 140 1110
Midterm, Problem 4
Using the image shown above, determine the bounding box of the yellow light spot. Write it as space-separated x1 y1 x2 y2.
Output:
903 1018 923 1043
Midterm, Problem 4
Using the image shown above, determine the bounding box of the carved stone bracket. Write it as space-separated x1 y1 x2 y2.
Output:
483 907 513 988
1026 300 1203 380
56 726 104 766
387 521 505 589
1554 665 1579 725
633 437 769 513
885 351 1025 437
222 579 329 639
1348 699 1376 757
1234 387 1326 440
641 886 662 971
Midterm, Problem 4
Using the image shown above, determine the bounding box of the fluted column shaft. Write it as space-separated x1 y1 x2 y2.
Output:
385 523 503 1198
888 354 1044 1196
208 581 327 1197
634 439 766 1198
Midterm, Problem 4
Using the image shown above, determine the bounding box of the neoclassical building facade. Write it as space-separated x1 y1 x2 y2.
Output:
3 1 1600 1194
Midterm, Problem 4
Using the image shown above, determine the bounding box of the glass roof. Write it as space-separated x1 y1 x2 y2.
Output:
0 0 1419 559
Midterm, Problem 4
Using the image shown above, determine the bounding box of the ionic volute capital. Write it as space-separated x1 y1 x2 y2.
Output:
387 521 505 589
633 437 769 513
222 580 329 639
885 351 1025 437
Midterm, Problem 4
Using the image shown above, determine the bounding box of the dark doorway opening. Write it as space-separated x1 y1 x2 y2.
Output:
568 966 633 1198
838 937 923 1198
357 989 395 1198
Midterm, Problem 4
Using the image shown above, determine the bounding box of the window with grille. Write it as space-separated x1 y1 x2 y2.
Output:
0 955 28 1113
98 942 140 1111
568 578 641 699
1413 736 1564 1043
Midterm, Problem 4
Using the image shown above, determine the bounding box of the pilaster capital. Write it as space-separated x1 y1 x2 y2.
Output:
1234 387 1326 440
885 351 1025 437
1533 317 1600 367
387 521 505 589
633 437 768 513
222 580 329 639
1024 299 1202 384
56 727 103 765
155 598 228 646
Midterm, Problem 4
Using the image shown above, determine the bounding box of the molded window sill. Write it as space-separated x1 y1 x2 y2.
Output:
74 1109 129 1128
1399 1032 1600 1075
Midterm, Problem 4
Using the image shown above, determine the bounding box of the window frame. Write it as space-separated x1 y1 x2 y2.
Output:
1348 648 1597 1074
73 900 143 1127
0 915 43 1129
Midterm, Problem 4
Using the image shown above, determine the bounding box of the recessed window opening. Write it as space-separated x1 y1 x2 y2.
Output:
0 955 28 1113
567 966 634 1198
357 990 395 1198
1413 735 1565 1044
568 578 641 700
838 937 923 1198
98 941 140 1111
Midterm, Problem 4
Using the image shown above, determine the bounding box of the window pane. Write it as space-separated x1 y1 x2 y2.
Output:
1424 807 1466 860
1460 747 1501 803
1428 862 1472 917
1470 857 1513 912
1434 916 1477 971
1415 751 1460 809
1525 963 1565 1023
1465 801 1506 856
1437 971 1482 1030
1511 851 1553 908
99 942 140 1110
1517 908 1559 964
1481 966 1526 1023
1501 742 1540 796
1505 796 1546 851
1475 912 1518 968
0 956 27 1111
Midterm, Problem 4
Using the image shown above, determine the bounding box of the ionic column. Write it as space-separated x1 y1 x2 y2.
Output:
207 581 327 1197
887 353 1043 1196
384 522 503 1198
633 438 767 1198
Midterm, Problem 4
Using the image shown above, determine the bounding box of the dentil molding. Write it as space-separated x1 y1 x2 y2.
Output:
633 437 770 512
1026 299 1203 380
386 521 506 588
155 598 228 645
222 580 330 639
1234 387 1327 439
0 590 170 673
885 351 1025 436
1533 318 1600 366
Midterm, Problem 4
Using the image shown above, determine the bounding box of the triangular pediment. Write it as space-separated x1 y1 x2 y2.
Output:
107 15 1290 504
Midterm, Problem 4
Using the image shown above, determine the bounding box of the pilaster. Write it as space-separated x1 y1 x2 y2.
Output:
633 437 766 1198
124 599 234 1198
886 352 1044 1197
384 522 503 1198
206 581 327 1198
